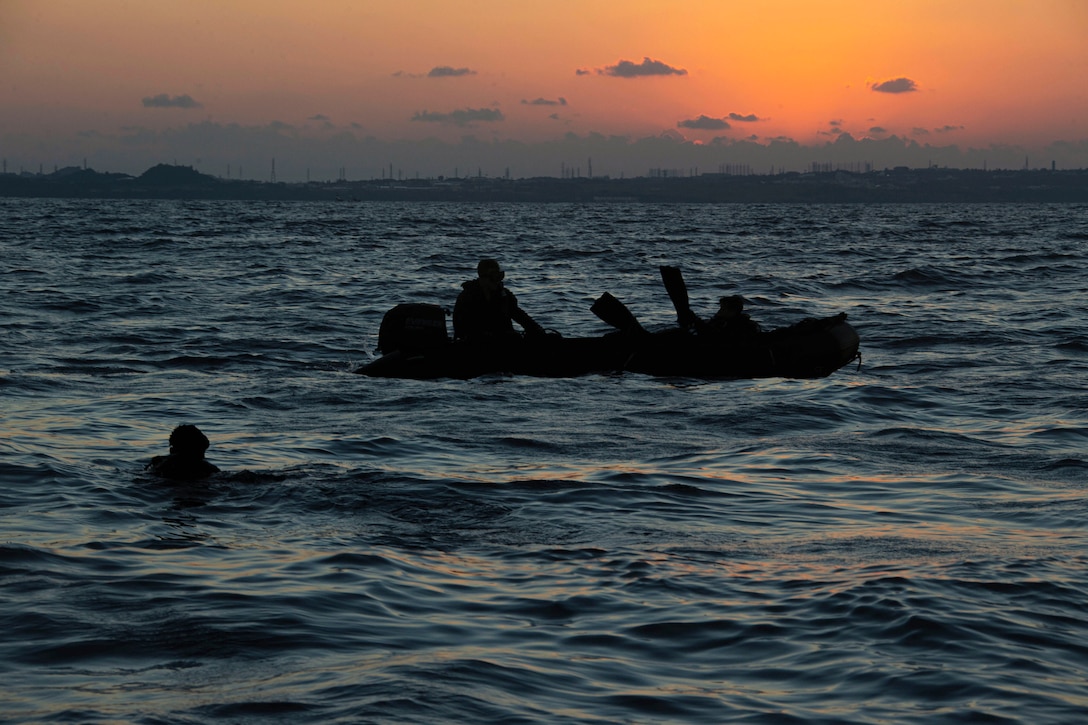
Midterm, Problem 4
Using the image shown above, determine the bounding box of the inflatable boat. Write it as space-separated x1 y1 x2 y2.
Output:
355 267 859 381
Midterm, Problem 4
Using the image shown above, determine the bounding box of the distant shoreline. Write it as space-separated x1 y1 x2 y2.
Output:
3 163 1087 203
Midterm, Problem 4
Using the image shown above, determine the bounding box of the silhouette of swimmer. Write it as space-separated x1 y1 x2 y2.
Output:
146 425 220 480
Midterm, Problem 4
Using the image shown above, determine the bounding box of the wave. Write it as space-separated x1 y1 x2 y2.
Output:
5 199 1088 723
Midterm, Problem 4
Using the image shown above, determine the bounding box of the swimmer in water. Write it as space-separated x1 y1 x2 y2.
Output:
146 424 220 480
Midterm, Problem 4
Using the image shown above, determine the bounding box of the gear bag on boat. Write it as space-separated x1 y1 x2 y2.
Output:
377 303 449 353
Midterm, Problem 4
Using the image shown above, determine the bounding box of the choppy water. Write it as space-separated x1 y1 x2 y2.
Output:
2 198 1087 723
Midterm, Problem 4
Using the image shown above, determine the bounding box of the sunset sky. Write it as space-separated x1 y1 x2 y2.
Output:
3 1 1087 180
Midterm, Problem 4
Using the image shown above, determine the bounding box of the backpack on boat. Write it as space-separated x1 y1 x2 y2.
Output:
377 303 450 354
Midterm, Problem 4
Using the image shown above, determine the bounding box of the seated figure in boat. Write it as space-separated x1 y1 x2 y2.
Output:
146 424 220 480
703 295 762 340
453 259 546 341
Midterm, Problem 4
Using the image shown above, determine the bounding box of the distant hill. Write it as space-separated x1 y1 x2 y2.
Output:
138 164 218 185
44 166 133 184
1 163 1087 202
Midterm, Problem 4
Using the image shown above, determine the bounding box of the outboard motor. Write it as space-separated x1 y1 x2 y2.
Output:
377 303 449 354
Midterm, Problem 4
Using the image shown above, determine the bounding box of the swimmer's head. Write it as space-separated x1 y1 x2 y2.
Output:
169 425 210 458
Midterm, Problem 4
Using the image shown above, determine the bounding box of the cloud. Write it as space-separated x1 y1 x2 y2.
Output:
142 93 202 109
818 120 848 137
575 68 591 76
428 66 476 78
935 125 965 133
872 77 918 94
728 113 762 122
818 120 843 136
522 97 567 107
912 127 931 136
310 114 331 122
410 107 505 126
678 115 730 131
600 57 687 78
393 66 477 79
869 126 888 134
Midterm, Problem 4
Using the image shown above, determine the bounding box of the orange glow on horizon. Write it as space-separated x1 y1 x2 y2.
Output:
3 0 1087 176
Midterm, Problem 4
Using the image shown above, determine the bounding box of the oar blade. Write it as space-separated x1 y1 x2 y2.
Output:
660 265 698 329
591 292 646 334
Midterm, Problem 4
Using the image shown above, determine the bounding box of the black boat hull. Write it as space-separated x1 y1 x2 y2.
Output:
356 314 860 381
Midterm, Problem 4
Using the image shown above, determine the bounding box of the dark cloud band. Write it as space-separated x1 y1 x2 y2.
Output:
678 115 730 130
142 94 202 109
522 97 568 107
872 77 918 94
601 57 687 78
411 108 505 125
428 66 476 78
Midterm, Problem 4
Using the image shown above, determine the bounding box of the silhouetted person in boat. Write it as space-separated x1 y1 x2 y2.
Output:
453 259 546 341
705 295 762 340
146 424 220 480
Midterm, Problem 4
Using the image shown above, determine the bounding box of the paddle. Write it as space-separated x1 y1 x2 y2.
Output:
660 265 699 329
591 292 646 335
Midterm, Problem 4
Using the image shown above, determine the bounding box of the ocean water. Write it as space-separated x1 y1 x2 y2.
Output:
2 198 1087 724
